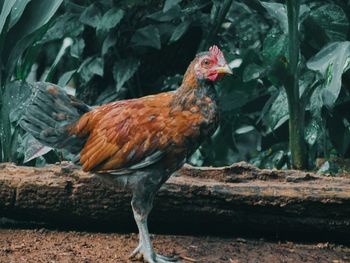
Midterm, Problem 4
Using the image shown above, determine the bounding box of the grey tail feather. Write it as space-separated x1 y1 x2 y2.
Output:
20 82 91 154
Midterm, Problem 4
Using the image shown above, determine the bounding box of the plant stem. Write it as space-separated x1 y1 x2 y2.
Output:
285 0 307 169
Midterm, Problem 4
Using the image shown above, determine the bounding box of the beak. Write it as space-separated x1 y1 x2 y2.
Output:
215 64 233 75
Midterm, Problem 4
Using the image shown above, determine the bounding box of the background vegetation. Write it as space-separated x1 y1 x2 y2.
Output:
1 0 350 173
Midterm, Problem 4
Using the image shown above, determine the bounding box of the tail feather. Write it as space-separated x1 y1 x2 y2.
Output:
20 82 90 154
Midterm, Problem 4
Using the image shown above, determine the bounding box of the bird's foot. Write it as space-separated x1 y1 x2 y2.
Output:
155 254 181 263
129 245 181 263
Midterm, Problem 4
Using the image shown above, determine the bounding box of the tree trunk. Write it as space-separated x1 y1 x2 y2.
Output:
0 162 350 241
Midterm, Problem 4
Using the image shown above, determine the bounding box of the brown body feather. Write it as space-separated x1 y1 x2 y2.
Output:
69 58 218 173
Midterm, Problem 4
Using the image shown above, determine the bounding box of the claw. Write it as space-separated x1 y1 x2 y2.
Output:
129 243 142 259
155 253 181 263
129 244 182 263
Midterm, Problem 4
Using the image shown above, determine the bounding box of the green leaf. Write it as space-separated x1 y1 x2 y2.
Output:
309 85 323 117
262 28 288 64
5 81 31 123
0 0 16 33
97 8 124 32
78 56 104 82
3 0 63 79
21 133 52 163
102 31 117 55
58 69 76 87
131 25 161 49
307 41 350 107
5 0 63 47
113 58 140 92
147 5 182 22
219 78 264 112
70 38 85 58
260 2 288 33
9 0 31 29
261 2 310 33
79 3 101 28
41 13 84 43
317 161 341 175
309 4 349 42
243 63 264 82
235 125 255 135
163 0 182 12
305 118 321 146
169 20 190 43
265 89 289 132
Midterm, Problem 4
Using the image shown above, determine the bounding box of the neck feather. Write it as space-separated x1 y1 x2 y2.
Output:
171 59 216 110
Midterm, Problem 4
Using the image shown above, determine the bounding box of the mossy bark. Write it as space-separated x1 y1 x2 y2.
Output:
1 163 350 241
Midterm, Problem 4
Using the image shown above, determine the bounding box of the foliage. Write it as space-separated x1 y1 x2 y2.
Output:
197 0 350 170
0 0 63 162
1 0 350 171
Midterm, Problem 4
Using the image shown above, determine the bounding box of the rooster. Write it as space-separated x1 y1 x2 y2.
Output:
20 45 232 263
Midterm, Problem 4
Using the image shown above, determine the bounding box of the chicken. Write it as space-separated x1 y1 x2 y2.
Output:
20 45 232 263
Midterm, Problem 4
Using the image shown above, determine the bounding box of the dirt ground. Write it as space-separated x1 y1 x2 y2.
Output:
0 228 349 263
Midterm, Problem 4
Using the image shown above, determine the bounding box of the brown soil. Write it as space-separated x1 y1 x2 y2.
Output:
0 228 349 263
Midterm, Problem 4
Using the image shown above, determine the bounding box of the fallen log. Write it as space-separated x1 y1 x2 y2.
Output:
0 162 350 242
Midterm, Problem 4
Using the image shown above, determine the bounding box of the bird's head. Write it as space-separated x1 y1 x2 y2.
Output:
194 45 232 82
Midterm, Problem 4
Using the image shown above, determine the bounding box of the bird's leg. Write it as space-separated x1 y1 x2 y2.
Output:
129 194 180 263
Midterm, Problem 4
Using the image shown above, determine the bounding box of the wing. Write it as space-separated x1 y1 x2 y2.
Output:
71 92 201 172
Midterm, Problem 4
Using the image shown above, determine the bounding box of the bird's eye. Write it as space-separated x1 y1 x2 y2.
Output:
202 59 211 66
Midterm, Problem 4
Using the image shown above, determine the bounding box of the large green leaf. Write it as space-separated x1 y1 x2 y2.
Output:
260 2 288 33
0 1 14 62
243 63 265 82
163 0 182 12
219 77 264 112
309 4 349 43
6 81 32 123
79 3 101 28
307 41 350 107
78 56 104 83
102 31 117 56
131 25 161 49
304 118 321 146
1 81 31 162
260 2 310 33
40 13 84 43
147 5 182 22
0 0 16 32
169 20 190 43
264 89 289 132
58 69 76 87
0 0 16 33
4 0 63 54
9 0 31 29
3 0 63 79
70 38 85 58
21 133 52 163
262 28 288 64
113 58 140 92
97 8 124 32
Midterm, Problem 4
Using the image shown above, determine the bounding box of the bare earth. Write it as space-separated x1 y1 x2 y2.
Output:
0 229 349 263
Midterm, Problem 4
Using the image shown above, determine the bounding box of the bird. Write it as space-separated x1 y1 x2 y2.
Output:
20 45 232 263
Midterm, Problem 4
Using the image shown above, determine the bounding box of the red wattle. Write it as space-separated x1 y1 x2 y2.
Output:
207 72 218 81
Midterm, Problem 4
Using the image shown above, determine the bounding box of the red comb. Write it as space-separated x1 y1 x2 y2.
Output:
209 45 225 63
